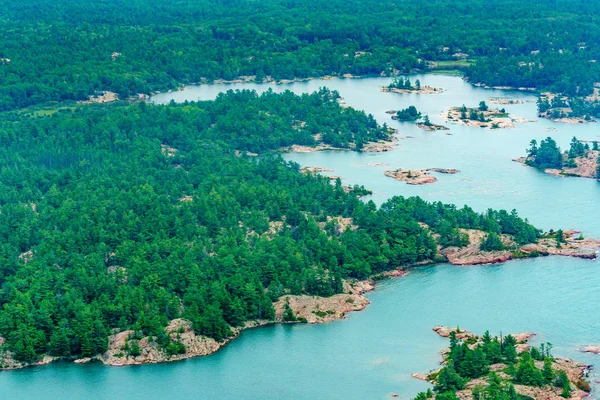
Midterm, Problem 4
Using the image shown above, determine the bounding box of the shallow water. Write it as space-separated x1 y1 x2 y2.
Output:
2 75 598 400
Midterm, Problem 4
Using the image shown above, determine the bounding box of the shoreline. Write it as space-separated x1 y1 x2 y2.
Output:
514 154 600 180
413 326 592 400
147 69 458 101
3 75 599 373
3 238 598 371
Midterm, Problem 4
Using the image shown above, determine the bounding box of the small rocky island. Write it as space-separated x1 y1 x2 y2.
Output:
444 101 516 129
411 326 592 400
381 77 443 94
416 120 450 131
384 168 459 185
389 106 449 131
515 136 600 179
488 97 526 105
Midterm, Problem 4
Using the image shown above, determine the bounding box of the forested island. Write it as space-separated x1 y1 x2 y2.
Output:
445 102 515 129
390 107 447 131
382 77 442 95
3 0 600 111
516 137 600 179
411 326 591 400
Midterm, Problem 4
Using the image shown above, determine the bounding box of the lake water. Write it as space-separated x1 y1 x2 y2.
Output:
2 75 598 399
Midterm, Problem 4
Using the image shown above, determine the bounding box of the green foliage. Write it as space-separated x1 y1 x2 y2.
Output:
514 353 544 387
527 137 563 170
395 106 422 121
0 91 542 362
561 380 572 398
431 330 570 400
435 392 458 400
165 339 187 356
1 0 600 110
568 137 587 158
480 232 505 252
554 370 569 388
283 298 297 322
127 341 141 358
472 372 523 400
542 358 555 383
434 366 467 392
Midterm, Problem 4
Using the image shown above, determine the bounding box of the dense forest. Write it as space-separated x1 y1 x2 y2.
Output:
415 329 589 400
2 0 600 110
0 90 541 363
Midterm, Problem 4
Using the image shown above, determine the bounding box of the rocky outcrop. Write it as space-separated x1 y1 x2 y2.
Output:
581 345 600 354
384 168 459 185
285 136 398 153
488 98 525 105
516 150 599 180
272 280 374 324
433 326 475 340
439 228 600 266
381 86 443 94
384 169 437 185
361 137 399 152
443 107 515 129
0 349 56 370
302 166 334 174
99 319 226 367
441 229 514 265
520 235 600 260
416 123 449 131
424 168 460 174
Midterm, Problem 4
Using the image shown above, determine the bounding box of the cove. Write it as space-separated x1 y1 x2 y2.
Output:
1 75 598 400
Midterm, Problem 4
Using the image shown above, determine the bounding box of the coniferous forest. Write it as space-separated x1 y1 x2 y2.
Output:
2 0 600 110
0 88 540 362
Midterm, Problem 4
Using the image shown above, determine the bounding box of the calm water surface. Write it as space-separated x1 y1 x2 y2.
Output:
2 75 598 399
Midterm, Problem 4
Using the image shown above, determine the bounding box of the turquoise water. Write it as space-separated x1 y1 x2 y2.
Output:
2 76 598 399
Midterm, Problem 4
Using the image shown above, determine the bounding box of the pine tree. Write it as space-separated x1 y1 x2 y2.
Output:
282 298 296 322
542 357 555 383
561 380 572 398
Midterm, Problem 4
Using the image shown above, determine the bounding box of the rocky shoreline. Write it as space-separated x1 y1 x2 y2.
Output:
381 86 443 95
441 228 600 266
283 137 398 154
0 278 378 370
488 97 526 105
514 150 599 180
443 106 516 129
413 326 592 400
2 224 598 370
384 168 459 185
416 122 449 131
2 227 598 370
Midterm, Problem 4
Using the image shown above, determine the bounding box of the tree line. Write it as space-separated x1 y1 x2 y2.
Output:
2 0 600 110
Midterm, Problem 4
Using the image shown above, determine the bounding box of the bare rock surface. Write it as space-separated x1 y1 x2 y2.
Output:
384 169 438 185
